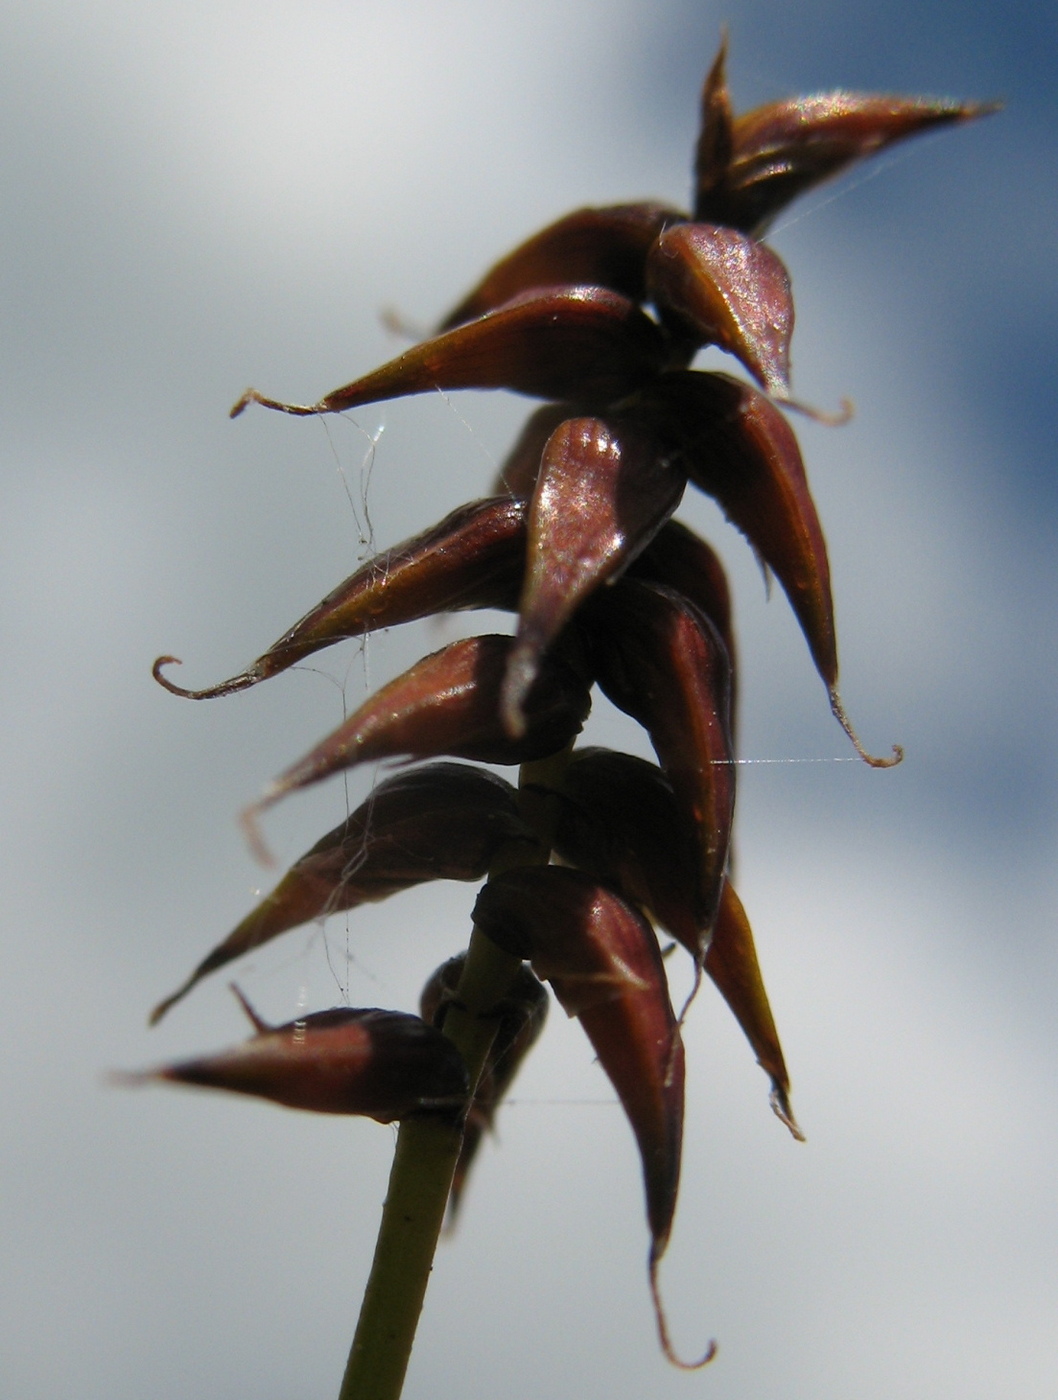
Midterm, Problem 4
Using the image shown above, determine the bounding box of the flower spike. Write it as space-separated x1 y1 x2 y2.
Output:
144 34 992 1384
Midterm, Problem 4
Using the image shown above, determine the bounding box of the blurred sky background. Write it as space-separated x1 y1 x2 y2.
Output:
2 3 1055 1398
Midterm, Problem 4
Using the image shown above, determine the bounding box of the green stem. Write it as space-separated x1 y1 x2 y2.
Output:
337 745 572 1400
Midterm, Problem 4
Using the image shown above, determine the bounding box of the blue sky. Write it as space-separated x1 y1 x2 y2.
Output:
1 4 1054 1398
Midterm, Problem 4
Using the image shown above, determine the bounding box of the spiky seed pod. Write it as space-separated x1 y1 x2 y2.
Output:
472 866 684 1256
502 413 687 736
153 497 526 699
127 992 469 1124
144 33 995 1381
242 633 592 855
646 222 795 396
582 578 736 934
439 203 686 329
151 764 536 1023
231 286 673 419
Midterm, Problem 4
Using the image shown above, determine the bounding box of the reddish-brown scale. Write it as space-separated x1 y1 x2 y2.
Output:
646 222 794 397
582 578 735 934
502 414 687 737
230 287 671 419
706 883 801 1137
472 866 684 1254
150 764 535 1024
439 203 687 329
127 999 469 1124
242 634 591 856
491 402 576 497
153 497 527 700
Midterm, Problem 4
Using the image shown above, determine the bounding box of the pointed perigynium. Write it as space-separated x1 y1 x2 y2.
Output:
553 748 706 957
501 414 687 737
153 498 526 700
472 866 715 1367
150 764 536 1024
552 747 799 1135
631 371 901 765
125 990 469 1124
629 519 738 734
646 222 794 398
420 955 548 1219
635 370 836 686
242 634 591 859
438 203 686 329
693 37 998 234
230 286 671 419
581 578 735 934
472 867 683 1256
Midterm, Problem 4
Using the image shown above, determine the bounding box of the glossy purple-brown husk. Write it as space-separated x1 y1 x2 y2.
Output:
694 39 996 234
630 518 738 731
635 370 837 689
646 222 794 397
439 203 687 329
153 498 527 700
502 414 687 736
553 748 704 956
582 578 735 932
138 1004 469 1124
232 287 672 418
552 749 796 1124
151 764 535 1023
473 866 684 1252
251 634 592 822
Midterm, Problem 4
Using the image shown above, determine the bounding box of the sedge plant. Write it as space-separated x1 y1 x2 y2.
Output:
126 37 995 1400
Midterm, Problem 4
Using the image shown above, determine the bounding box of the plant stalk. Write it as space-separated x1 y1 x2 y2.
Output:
337 746 571 1400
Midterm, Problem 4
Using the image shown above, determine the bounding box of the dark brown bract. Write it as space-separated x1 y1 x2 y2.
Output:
137 36 994 1378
